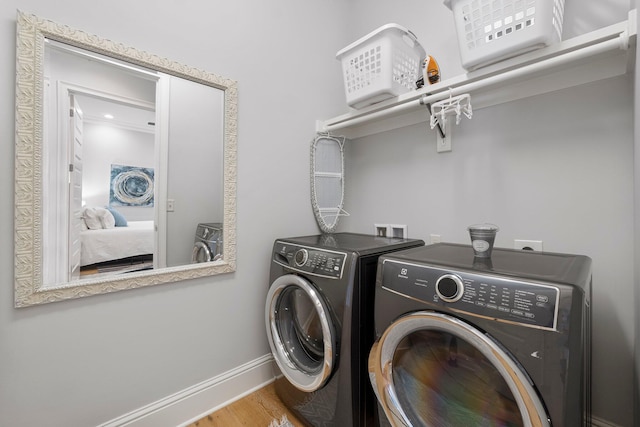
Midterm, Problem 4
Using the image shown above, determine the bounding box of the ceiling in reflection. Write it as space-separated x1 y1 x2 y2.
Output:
76 95 156 133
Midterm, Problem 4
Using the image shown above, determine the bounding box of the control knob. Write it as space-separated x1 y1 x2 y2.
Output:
436 274 464 302
294 249 309 267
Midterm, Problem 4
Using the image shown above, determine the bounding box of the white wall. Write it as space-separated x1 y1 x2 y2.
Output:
632 5 639 426
0 1 636 427
165 76 224 267
45 44 158 222
0 1 346 426
83 123 155 221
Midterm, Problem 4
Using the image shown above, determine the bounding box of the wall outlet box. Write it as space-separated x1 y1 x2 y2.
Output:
374 224 407 239
389 224 407 239
436 120 452 153
374 224 388 237
514 239 543 251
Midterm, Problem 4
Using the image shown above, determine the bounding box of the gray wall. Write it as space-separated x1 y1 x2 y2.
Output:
0 0 636 426
340 0 635 426
0 1 346 426
341 77 634 426
338 1 635 426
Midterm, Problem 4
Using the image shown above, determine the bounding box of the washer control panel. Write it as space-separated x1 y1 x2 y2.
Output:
273 241 346 279
381 260 560 330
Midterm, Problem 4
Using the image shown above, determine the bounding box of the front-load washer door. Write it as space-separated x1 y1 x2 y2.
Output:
369 311 550 427
265 274 337 392
191 241 212 263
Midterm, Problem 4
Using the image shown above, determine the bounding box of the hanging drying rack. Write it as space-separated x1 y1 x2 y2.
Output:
317 14 635 139
427 91 473 132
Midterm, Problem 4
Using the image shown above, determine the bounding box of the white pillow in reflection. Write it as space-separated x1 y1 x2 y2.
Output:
82 207 116 229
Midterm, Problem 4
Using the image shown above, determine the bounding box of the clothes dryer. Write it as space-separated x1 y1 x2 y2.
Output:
266 233 424 427
191 222 222 263
369 243 591 427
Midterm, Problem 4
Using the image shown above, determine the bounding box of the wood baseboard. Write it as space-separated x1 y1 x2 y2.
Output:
97 355 275 427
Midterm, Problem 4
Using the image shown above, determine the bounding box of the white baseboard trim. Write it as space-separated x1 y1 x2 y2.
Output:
97 354 275 427
592 415 623 427
97 359 625 427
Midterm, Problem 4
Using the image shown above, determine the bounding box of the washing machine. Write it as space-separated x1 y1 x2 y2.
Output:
191 223 222 263
368 243 592 427
265 233 425 427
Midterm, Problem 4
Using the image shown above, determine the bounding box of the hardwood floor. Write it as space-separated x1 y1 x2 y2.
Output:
187 382 307 427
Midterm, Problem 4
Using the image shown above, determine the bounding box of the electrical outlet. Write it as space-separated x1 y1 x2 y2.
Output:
374 224 407 238
167 199 175 212
375 224 388 237
389 224 407 239
514 239 543 251
430 234 442 244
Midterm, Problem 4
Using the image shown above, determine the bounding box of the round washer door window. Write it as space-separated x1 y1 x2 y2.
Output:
192 241 212 263
265 274 336 392
369 311 550 427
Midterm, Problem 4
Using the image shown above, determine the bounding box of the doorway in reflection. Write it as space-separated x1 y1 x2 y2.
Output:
42 39 224 286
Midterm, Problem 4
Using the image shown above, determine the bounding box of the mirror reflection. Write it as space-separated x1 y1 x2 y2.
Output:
14 11 237 307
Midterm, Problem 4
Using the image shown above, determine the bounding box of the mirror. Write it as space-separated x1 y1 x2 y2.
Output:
14 11 237 307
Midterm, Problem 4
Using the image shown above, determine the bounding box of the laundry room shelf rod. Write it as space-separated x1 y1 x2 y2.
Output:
319 14 636 136
419 31 629 111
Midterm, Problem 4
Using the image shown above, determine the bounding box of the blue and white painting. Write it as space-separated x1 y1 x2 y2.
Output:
109 164 154 207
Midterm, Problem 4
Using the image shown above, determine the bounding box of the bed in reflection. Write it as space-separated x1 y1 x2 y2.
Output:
80 207 154 274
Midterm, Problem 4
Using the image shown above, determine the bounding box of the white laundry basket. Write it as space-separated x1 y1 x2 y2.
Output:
444 0 565 70
336 24 426 109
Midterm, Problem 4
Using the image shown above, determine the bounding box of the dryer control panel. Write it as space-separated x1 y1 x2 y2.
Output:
381 259 560 330
273 241 346 279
